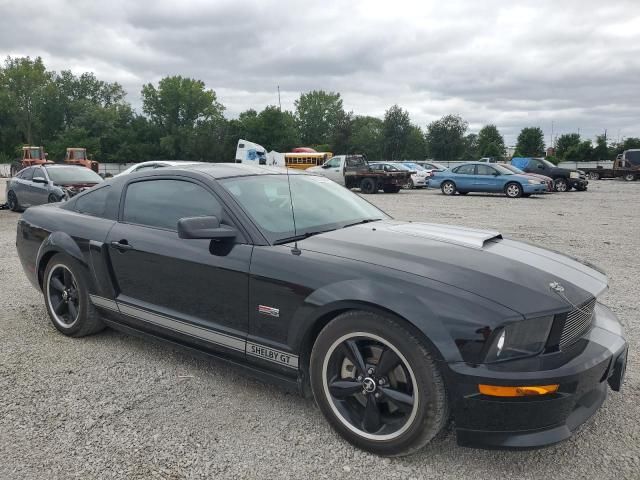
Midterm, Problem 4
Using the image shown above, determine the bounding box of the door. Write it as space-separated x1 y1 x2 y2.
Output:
528 158 547 175
25 166 49 205
475 164 501 191
105 177 252 357
322 156 344 184
452 164 476 190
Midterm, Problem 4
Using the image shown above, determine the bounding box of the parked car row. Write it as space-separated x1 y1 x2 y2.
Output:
428 162 549 198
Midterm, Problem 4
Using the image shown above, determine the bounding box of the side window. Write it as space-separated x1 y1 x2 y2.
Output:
22 168 34 180
75 186 110 217
455 164 475 175
476 165 496 176
529 159 542 169
31 167 44 180
325 157 341 168
123 180 222 231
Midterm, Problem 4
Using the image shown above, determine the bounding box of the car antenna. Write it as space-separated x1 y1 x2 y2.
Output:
285 161 301 256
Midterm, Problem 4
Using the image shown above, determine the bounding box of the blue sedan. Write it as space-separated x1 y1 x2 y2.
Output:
428 162 548 198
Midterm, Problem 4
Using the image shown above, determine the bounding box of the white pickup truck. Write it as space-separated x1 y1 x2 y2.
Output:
307 155 410 194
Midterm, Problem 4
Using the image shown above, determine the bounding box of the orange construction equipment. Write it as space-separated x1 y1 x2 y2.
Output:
10 146 55 176
64 147 99 173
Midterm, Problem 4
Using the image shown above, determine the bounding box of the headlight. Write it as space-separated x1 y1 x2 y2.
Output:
570 171 579 179
484 316 554 362
527 179 541 185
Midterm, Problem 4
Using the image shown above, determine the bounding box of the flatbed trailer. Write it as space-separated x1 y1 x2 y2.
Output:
559 151 640 181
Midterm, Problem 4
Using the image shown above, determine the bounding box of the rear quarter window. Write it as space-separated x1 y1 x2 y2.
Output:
74 186 111 217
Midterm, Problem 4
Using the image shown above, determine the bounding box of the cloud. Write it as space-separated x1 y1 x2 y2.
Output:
1 0 639 144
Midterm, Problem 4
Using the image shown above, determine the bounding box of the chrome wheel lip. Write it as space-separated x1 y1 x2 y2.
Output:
322 332 419 441
46 264 80 328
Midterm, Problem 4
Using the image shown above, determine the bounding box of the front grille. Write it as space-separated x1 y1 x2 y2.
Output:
559 298 596 349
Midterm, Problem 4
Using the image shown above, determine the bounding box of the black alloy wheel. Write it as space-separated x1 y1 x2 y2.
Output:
554 177 568 192
46 264 81 328
311 311 448 456
43 254 104 337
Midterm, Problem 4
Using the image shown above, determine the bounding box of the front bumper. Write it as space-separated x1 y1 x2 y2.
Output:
522 184 548 194
570 178 589 189
445 302 627 449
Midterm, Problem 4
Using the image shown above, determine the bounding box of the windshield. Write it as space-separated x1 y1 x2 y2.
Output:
541 159 556 169
30 148 43 159
403 163 423 170
502 164 524 174
70 149 86 160
493 164 514 175
220 174 388 243
391 163 411 171
45 166 103 184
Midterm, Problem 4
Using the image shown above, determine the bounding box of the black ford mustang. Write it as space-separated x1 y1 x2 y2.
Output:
16 164 627 456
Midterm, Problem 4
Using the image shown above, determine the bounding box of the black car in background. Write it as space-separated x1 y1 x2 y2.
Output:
15 164 627 455
6 164 103 211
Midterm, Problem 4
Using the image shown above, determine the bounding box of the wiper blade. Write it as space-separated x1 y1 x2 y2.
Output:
273 230 330 245
342 218 383 229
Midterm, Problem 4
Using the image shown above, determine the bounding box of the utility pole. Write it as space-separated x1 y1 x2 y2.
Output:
277 85 282 111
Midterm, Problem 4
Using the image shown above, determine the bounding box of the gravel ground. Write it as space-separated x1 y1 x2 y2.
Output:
0 178 638 479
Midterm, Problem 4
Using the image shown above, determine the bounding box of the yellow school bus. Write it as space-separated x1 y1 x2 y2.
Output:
285 152 333 170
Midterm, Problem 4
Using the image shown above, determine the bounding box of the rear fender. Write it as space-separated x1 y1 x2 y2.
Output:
36 231 86 288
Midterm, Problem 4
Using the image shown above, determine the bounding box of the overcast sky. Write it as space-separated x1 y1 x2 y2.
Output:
1 0 639 145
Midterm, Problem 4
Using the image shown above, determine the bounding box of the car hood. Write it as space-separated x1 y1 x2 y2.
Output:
298 221 607 316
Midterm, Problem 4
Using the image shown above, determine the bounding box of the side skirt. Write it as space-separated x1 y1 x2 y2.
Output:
102 318 304 395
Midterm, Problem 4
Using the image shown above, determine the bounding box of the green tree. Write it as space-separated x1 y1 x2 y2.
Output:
461 133 479 159
382 105 412 160
1 56 54 144
477 125 505 159
294 90 344 145
514 127 545 157
329 110 353 154
555 133 581 160
563 140 593 162
593 134 609 161
350 116 384 161
142 75 224 159
425 114 468 161
402 125 427 160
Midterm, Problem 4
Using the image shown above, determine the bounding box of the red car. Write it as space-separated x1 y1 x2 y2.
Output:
502 164 554 192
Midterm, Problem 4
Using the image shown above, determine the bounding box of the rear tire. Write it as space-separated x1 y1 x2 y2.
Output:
7 190 21 212
441 181 456 196
403 179 414 190
360 178 377 194
554 177 568 192
589 172 600 180
43 253 105 337
310 311 448 457
624 173 635 182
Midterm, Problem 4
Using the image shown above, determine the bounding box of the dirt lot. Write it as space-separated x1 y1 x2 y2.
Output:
0 178 638 479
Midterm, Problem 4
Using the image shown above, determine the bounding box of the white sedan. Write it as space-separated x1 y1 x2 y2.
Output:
114 161 203 177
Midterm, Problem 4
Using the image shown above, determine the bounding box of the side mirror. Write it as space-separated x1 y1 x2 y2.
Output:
177 216 237 240
321 164 331 169
493 172 501 176
33 176 47 184
537 164 543 169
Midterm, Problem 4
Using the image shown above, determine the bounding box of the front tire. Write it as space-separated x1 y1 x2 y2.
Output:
589 172 600 180
43 253 105 337
505 182 523 198
7 190 21 211
310 311 448 457
441 181 456 196
624 173 636 182
554 177 568 192
360 178 377 194
48 193 60 203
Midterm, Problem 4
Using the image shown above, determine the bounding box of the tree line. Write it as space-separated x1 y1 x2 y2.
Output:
1 56 638 164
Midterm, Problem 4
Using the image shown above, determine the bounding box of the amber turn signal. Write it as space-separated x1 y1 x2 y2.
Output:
478 384 559 397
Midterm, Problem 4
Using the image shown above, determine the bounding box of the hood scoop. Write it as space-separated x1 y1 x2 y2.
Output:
387 222 502 249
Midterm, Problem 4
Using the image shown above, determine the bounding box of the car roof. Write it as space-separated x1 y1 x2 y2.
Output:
151 162 310 179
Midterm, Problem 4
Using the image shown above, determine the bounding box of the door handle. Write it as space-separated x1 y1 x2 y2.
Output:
110 240 133 251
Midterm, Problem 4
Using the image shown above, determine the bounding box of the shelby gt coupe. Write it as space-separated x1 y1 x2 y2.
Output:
16 164 627 456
